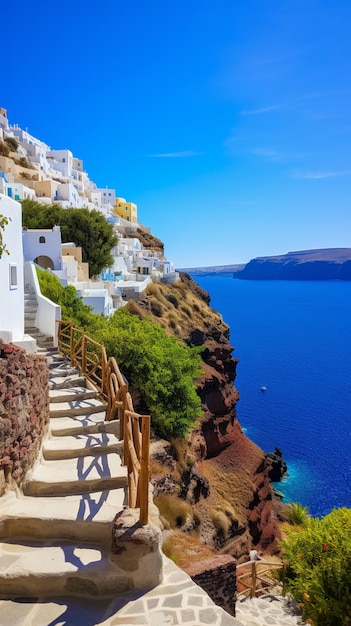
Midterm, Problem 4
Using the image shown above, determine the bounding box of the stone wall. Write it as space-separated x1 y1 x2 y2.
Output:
184 555 237 616
0 342 49 495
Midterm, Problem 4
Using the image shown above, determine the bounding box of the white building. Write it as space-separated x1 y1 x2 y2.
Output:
0 108 9 135
96 187 116 217
0 194 33 349
4 181 36 202
46 149 73 179
55 183 83 208
23 226 63 271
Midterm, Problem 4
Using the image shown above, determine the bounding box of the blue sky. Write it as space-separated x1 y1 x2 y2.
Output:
2 0 351 267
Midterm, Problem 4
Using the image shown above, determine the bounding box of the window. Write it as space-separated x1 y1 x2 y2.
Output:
39 236 46 243
9 264 18 289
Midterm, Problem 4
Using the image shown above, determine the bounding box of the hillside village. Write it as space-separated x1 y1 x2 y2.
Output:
0 107 257 624
0 108 312 625
0 106 178 349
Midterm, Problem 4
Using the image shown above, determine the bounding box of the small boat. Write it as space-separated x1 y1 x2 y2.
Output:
261 386 267 392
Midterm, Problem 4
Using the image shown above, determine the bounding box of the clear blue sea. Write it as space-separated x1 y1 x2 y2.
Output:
192 276 351 517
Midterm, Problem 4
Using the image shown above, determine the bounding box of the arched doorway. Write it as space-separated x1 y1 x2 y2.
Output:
34 255 54 270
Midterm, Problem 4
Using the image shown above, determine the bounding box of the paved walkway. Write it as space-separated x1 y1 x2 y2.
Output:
235 594 305 626
0 557 307 626
0 556 242 625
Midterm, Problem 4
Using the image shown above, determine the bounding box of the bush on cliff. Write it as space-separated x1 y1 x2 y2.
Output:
286 502 309 526
98 308 203 438
37 270 203 438
281 507 351 626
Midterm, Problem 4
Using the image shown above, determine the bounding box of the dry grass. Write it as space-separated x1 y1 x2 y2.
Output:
202 462 254 527
128 277 227 342
211 504 239 539
170 439 196 472
162 529 216 567
150 298 164 317
154 494 192 529
146 282 161 297
125 300 144 317
211 509 231 538
150 458 173 479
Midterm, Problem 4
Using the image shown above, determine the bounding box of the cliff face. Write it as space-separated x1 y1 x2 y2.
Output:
180 272 239 458
237 248 351 280
129 268 281 560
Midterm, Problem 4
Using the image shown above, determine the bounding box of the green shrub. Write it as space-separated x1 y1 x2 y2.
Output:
36 269 102 331
287 502 309 526
99 309 203 438
38 270 203 439
0 214 10 258
36 268 64 304
281 507 351 626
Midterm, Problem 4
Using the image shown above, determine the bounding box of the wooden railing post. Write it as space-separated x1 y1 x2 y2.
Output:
69 323 74 366
250 561 257 599
57 320 61 351
81 334 86 376
139 415 150 526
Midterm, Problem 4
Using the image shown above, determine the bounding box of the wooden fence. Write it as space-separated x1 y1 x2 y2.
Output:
236 559 285 599
57 320 150 525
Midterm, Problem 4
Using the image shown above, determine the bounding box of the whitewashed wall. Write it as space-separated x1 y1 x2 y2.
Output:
0 194 24 342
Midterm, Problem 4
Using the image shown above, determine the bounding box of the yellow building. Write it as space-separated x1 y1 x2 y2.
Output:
114 197 138 223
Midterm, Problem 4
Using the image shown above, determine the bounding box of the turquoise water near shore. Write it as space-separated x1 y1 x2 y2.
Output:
192 276 351 517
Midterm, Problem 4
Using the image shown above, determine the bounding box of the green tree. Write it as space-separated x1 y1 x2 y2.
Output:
282 507 351 626
22 199 117 276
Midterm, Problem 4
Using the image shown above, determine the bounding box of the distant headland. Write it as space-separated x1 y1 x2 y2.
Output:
181 248 351 280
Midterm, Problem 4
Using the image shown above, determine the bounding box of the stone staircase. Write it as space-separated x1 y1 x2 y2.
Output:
0 350 161 600
24 285 54 349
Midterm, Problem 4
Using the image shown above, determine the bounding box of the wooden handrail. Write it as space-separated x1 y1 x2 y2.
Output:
57 320 150 525
236 559 285 599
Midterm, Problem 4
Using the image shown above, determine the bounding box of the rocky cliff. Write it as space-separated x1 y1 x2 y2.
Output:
125 262 282 564
237 248 351 280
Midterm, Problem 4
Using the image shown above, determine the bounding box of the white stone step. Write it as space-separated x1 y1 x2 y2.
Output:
49 414 115 437
50 365 81 378
49 374 87 390
23 453 128 496
50 398 107 418
0 490 126 544
49 387 98 403
47 354 69 368
43 431 123 460
0 540 132 598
